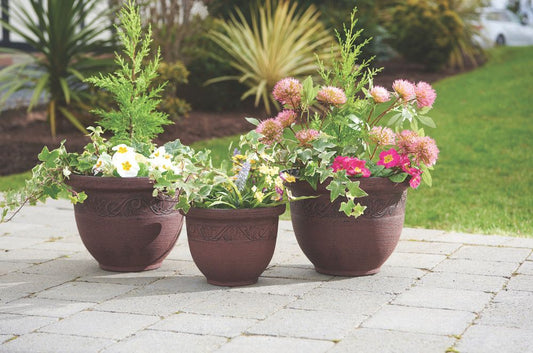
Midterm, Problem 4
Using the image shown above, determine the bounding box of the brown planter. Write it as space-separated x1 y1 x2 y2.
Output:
288 177 408 276
184 205 285 287
67 175 183 272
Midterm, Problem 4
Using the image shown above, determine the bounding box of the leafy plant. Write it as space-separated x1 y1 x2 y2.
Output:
207 0 337 114
0 0 116 138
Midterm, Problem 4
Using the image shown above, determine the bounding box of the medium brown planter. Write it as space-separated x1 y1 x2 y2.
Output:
184 205 285 287
288 177 408 276
67 174 183 272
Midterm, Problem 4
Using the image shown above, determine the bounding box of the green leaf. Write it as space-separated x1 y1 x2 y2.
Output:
387 113 402 126
245 117 260 126
389 173 408 183
421 167 432 187
418 115 436 128
346 180 367 198
326 179 345 202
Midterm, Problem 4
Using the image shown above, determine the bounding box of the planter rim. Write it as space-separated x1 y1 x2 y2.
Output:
67 174 154 192
291 176 409 193
182 204 286 220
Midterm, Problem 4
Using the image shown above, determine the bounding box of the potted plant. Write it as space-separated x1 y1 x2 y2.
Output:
242 10 440 276
160 145 296 287
0 0 187 272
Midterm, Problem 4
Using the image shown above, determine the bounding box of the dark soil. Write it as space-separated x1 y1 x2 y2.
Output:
0 57 475 176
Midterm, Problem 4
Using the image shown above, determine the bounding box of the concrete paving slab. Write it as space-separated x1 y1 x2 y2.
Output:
35 281 135 303
0 297 94 318
215 335 334 353
362 305 476 335
432 258 519 277
517 260 533 275
417 271 508 293
384 252 446 270
0 262 33 275
0 248 73 264
328 328 455 353
262 265 334 281
456 325 533 353
0 272 71 303
229 277 321 297
0 333 115 353
0 313 58 335
395 240 461 255
450 245 531 263
378 265 427 279
478 291 533 330
506 274 533 291
393 286 493 312
322 274 415 294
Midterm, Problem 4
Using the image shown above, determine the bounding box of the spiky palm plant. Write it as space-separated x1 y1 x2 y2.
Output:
0 0 115 138
208 0 336 114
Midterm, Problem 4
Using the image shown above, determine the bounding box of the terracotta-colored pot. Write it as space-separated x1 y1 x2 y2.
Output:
184 205 285 287
288 177 408 276
67 174 183 272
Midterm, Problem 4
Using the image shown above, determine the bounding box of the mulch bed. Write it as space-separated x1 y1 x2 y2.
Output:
0 57 474 176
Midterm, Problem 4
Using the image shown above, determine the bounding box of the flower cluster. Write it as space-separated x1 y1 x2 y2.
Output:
383 79 436 108
332 156 371 177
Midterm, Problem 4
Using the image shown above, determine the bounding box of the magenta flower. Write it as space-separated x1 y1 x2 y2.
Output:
272 78 302 108
392 79 416 102
295 129 320 146
370 86 390 103
409 169 422 188
377 148 401 168
396 130 419 154
256 118 283 145
331 156 371 178
412 136 439 167
316 86 347 106
275 109 297 128
415 81 437 108
369 126 395 146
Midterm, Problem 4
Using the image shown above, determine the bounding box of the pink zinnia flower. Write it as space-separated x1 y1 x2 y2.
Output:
316 86 347 106
392 79 415 102
370 86 390 103
275 109 297 128
331 156 371 178
377 148 401 168
256 118 283 145
295 129 320 146
411 136 439 167
272 78 302 108
369 126 395 146
396 130 419 154
415 81 437 108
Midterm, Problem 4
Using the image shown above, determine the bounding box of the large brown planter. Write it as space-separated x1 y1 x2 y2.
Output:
288 177 408 276
67 174 183 272
184 205 285 287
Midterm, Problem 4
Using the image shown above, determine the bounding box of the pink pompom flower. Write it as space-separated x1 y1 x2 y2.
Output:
316 86 347 106
369 126 395 146
295 129 320 146
331 156 371 178
396 130 420 154
411 136 439 167
256 118 283 145
377 148 401 168
392 79 416 102
370 86 390 103
272 78 302 108
275 109 297 128
415 81 437 108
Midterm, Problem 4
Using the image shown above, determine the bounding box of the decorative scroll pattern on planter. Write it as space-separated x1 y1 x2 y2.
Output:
188 222 278 242
75 194 178 217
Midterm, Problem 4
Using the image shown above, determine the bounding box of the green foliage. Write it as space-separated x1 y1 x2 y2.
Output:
86 0 171 147
0 0 115 138
207 0 337 113
154 61 191 120
384 0 466 71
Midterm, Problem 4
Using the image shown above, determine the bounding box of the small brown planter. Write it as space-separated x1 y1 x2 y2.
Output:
67 175 183 272
288 177 408 276
184 205 285 287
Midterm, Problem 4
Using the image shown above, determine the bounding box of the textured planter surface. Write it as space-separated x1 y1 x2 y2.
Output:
289 177 408 276
184 205 285 286
68 175 183 272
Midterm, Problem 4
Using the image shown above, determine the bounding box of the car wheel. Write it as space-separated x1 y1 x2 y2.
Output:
496 34 506 46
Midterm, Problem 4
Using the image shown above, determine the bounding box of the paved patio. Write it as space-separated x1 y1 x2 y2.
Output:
0 199 532 353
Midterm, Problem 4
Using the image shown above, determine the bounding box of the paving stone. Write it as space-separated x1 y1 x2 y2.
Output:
39 310 159 340
149 312 257 337
328 328 455 353
101 330 226 353
164 244 191 261
457 325 533 353
0 262 32 275
170 260 203 276
30 240 85 253
262 265 334 281
517 261 533 275
400 228 446 240
501 237 533 249
215 335 334 353
0 248 72 264
395 240 461 255
0 273 70 303
147 275 227 295
362 305 475 335
289 288 392 316
432 258 519 277
93 287 210 316
418 271 508 292
247 308 361 340
0 314 58 335
0 236 45 251
450 245 531 263
0 335 13 344
21 255 101 278
402 230 509 246
322 274 415 294
36 281 135 303
528 252 533 261
229 277 321 297
182 291 295 320
393 286 492 312
384 252 446 270
478 291 533 330
0 298 94 318
76 269 172 287
0 333 115 353
378 265 427 279
506 274 533 291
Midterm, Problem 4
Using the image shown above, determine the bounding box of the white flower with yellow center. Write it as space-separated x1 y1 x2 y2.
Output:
93 152 113 175
111 151 139 178
148 146 174 172
112 144 135 155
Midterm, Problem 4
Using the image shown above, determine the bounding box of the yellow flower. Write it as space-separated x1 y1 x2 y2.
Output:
280 172 296 183
254 191 265 202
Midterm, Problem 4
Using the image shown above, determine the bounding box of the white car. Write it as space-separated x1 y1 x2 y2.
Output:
476 8 533 47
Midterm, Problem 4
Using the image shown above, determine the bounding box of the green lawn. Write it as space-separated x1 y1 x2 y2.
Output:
1 46 531 236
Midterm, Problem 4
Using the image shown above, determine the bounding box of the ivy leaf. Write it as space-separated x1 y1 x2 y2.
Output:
326 179 345 202
339 199 367 217
346 181 367 198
